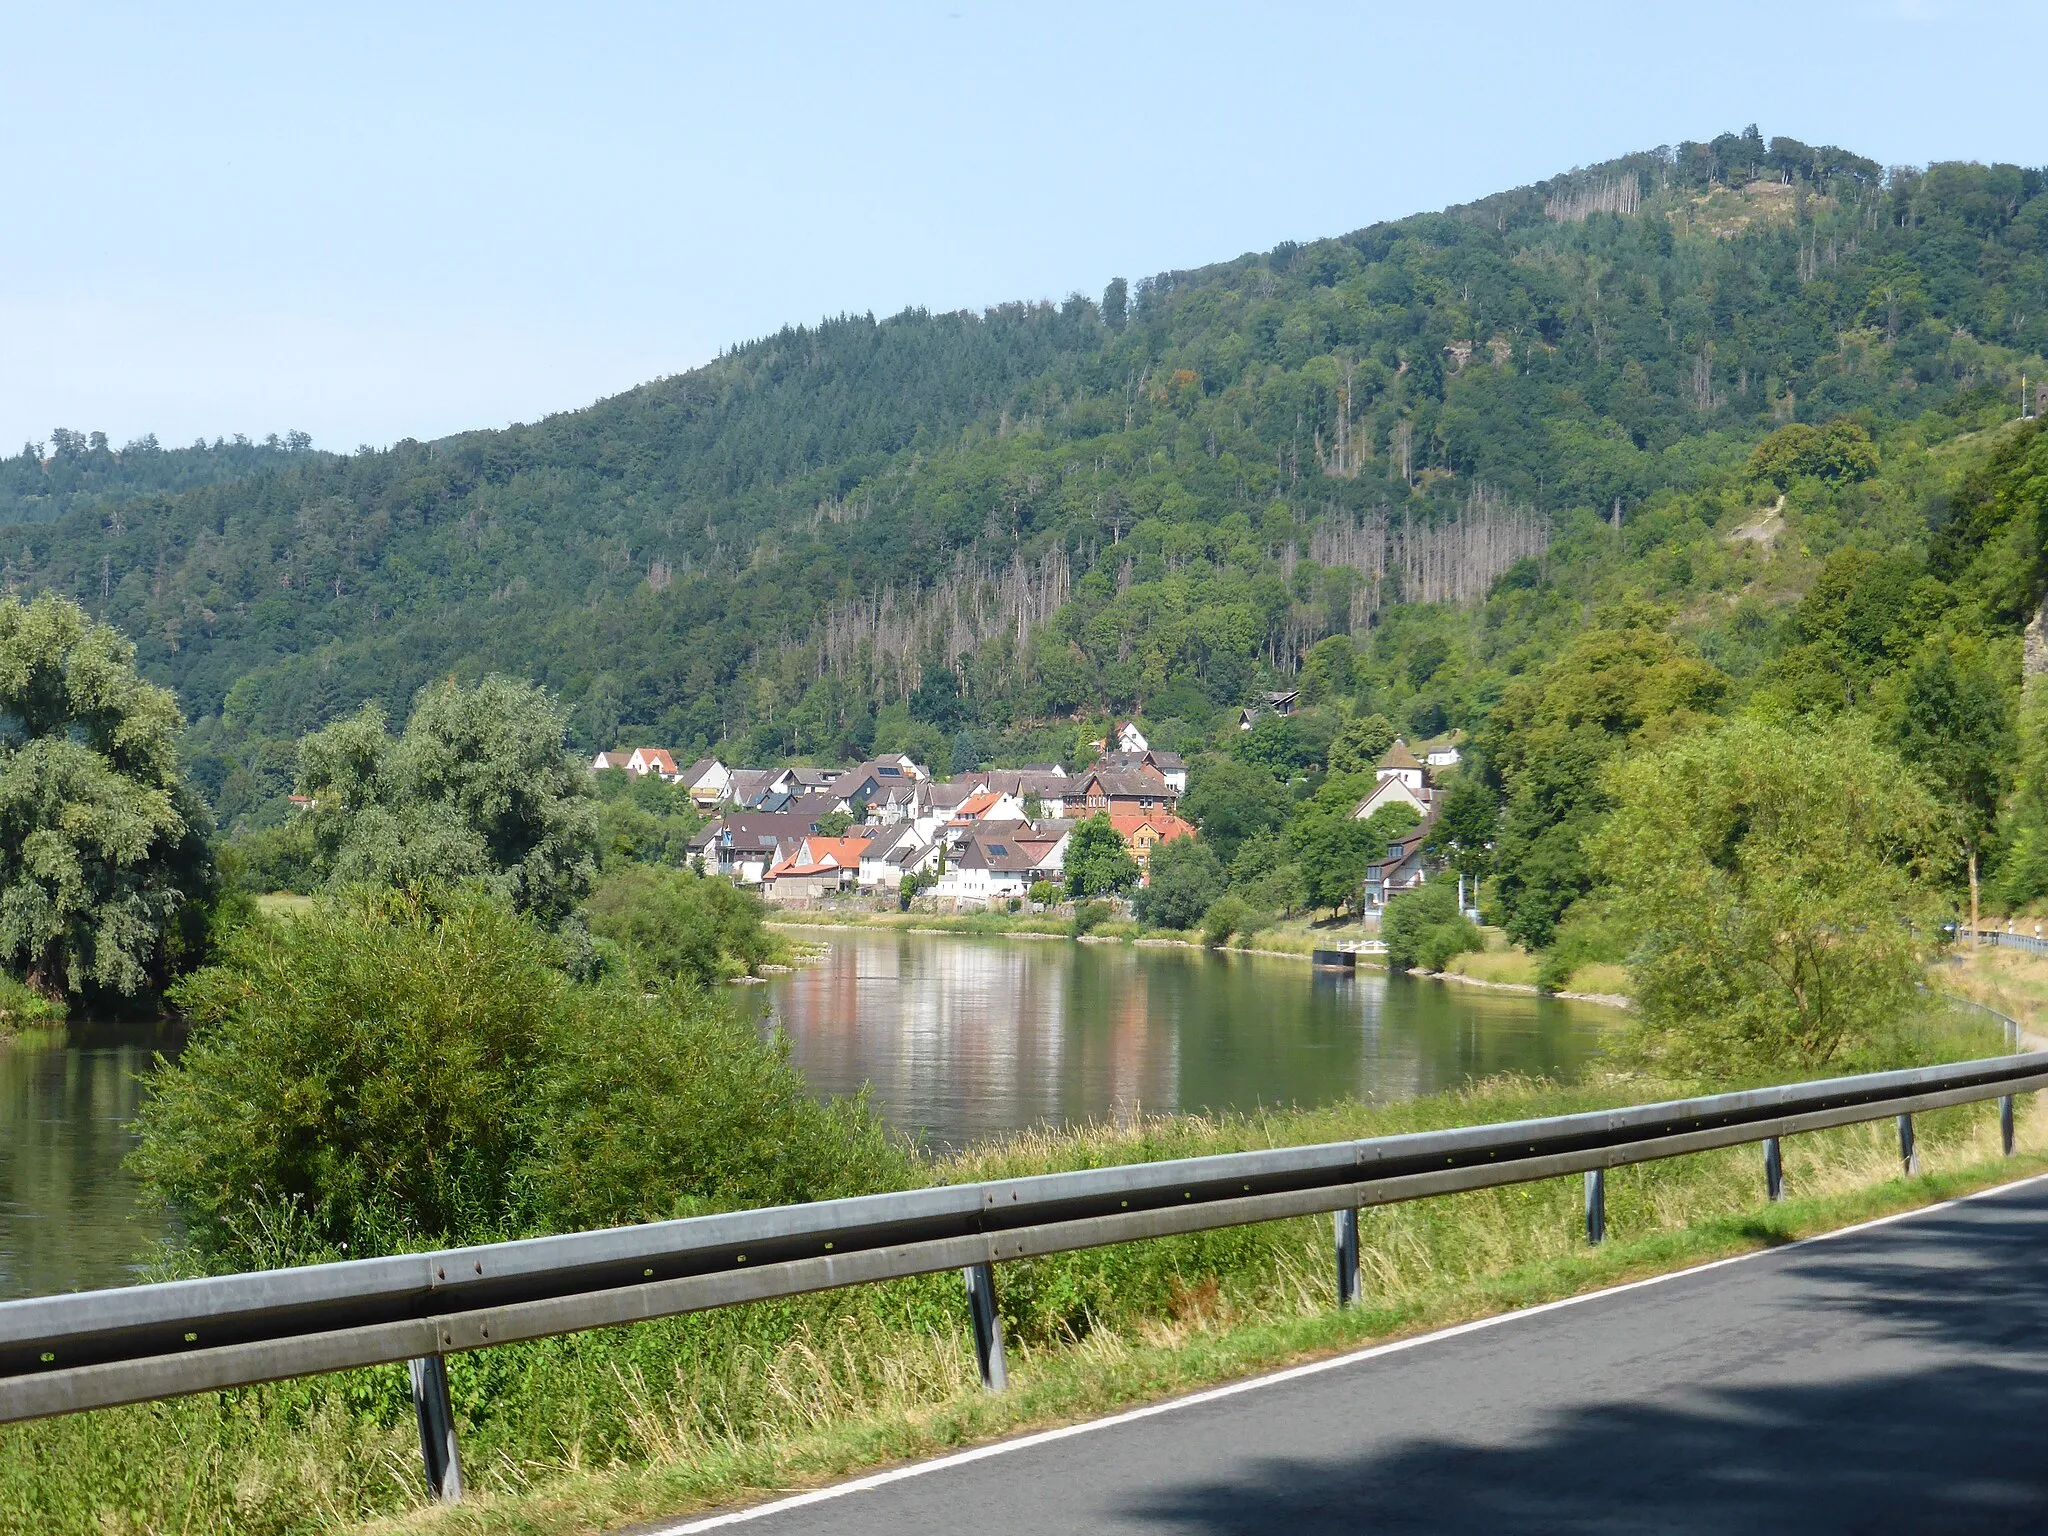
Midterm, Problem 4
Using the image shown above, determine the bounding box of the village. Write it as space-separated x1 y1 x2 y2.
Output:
591 718 1463 914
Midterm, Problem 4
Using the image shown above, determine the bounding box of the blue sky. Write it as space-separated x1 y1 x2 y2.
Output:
3 1 2043 451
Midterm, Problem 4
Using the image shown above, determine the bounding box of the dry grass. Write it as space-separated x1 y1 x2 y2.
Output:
1941 946 2048 1034
1564 962 1631 997
371 1087 2045 1536
1444 949 1540 985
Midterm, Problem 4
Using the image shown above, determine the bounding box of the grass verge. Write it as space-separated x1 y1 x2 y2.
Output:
377 1134 2048 1536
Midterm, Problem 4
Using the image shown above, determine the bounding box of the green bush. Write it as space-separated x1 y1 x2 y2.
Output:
0 973 64 1033
1071 900 1114 937
222 818 320 895
1536 900 1629 992
131 888 905 1264
1201 894 1250 948
1065 814 1139 898
584 866 772 986
1381 881 1483 972
1132 838 1225 929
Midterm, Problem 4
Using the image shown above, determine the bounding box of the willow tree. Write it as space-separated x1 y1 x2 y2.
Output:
296 675 597 925
0 594 211 999
1595 716 1946 1071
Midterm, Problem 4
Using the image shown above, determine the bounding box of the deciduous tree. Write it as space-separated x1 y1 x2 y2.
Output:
0 594 212 1000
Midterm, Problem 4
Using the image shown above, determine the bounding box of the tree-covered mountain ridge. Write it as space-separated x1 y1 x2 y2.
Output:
5 126 2048 826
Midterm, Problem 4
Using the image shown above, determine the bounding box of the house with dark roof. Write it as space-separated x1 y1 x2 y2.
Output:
1363 827 1432 908
1091 749 1187 794
934 832 1042 908
689 812 832 884
1071 767 1179 816
1236 690 1301 731
833 759 921 817
858 824 940 891
723 768 783 809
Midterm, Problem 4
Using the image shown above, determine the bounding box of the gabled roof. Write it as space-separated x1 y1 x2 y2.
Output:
1108 809 1197 843
694 812 817 855
862 824 925 860
591 750 634 771
1091 752 1180 780
1378 739 1426 773
725 768 779 805
681 756 725 787
1076 768 1174 799
955 837 1043 874
635 748 680 775
958 770 1070 801
766 835 868 880
956 789 1007 819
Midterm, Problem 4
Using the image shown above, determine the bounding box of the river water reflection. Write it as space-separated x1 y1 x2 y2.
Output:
0 935 1612 1297
0 1021 180 1298
742 933 1614 1150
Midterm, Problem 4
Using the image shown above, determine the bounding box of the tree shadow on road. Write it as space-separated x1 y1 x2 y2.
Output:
1120 1195 2048 1534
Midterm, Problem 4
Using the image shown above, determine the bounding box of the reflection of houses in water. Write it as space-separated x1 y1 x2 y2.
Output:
764 937 1071 1148
758 938 1606 1150
1101 956 1178 1129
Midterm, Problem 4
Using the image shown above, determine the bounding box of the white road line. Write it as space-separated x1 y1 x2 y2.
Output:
646 1168 2048 1534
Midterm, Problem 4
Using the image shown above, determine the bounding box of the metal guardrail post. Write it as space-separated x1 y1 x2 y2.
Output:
407 1355 463 1504
1333 1208 1361 1308
1583 1168 1605 1245
1897 1113 1919 1177
2001 1094 2016 1156
1762 1136 1784 1202
962 1262 1007 1392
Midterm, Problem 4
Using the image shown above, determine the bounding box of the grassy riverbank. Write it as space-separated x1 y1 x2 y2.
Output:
767 909 1640 993
0 976 63 1040
767 907 1334 960
0 1014 2015 1536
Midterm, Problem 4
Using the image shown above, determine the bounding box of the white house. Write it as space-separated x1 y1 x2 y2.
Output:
625 747 681 781
933 834 1040 908
1115 720 1149 753
1352 739 1437 822
1418 731 1464 770
859 825 938 891
679 758 731 809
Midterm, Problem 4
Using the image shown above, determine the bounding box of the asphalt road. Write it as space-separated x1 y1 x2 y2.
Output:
653 1173 2048 1534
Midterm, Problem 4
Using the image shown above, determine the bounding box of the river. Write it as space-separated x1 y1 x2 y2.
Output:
737 932 1611 1150
0 935 1611 1296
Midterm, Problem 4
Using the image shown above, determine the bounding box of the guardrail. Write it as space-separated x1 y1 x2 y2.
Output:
1975 931 2048 956
6 1050 2048 1504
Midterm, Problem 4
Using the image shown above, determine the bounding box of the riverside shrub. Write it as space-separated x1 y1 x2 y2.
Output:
130 888 906 1265
584 865 773 985
1382 881 1483 971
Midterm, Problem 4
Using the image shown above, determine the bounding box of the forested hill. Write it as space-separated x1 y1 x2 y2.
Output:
6 127 2048 827
0 430 319 527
